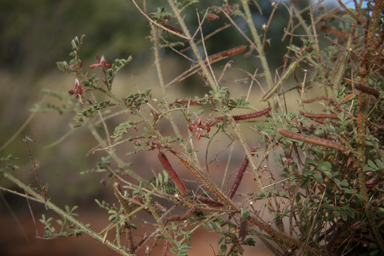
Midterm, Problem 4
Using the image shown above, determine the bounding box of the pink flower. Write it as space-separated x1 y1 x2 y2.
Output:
188 116 211 140
366 177 379 192
89 55 112 69
222 4 232 15
69 79 87 103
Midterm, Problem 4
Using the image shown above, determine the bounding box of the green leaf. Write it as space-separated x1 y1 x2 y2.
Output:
302 168 312 176
313 174 323 183
343 188 355 194
71 39 77 49
243 238 256 246
40 214 46 223
240 209 250 218
341 212 348 221
305 157 316 167
376 159 384 168
300 178 309 189
339 181 349 187
264 128 274 136
368 159 377 169
180 243 191 249
354 194 363 201
201 223 210 230
319 162 331 172
363 166 374 172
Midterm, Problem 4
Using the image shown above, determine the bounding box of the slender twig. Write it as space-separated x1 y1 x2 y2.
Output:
151 26 182 138
131 0 190 40
23 136 46 201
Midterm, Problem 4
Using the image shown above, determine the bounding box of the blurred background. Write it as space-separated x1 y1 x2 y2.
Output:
0 0 343 255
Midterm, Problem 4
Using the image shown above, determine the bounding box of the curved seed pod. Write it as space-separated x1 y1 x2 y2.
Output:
192 195 224 207
168 149 232 206
302 96 335 104
227 148 256 199
354 83 380 98
318 25 350 40
162 24 183 34
207 45 247 62
298 110 340 119
337 93 358 105
262 61 297 102
206 13 219 21
238 219 248 242
167 215 182 221
214 108 271 122
277 129 347 152
158 152 188 195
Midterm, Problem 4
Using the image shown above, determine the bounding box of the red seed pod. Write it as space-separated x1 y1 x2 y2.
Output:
207 45 247 62
206 13 219 21
338 93 357 105
318 25 349 40
238 219 248 241
298 110 340 120
215 108 271 122
302 96 335 104
193 196 224 207
169 149 231 205
354 83 380 98
167 215 182 221
319 25 360 44
162 24 183 34
227 148 256 199
158 152 188 195
277 129 347 153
